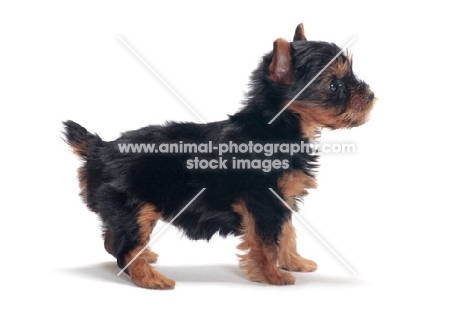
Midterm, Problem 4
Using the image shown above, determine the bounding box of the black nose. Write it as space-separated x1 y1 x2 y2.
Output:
366 92 375 101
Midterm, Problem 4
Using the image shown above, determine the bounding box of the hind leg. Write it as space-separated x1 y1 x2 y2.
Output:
106 202 175 289
104 228 115 256
104 227 158 263
141 248 159 264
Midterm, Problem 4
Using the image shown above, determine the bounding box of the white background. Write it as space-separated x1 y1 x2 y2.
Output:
1 1 467 310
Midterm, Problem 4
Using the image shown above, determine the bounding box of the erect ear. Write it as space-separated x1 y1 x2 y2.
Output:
269 38 292 84
293 23 307 41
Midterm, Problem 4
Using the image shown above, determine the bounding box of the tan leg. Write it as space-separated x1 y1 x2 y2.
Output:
124 203 175 289
233 201 296 285
141 248 159 263
278 219 317 272
125 248 174 289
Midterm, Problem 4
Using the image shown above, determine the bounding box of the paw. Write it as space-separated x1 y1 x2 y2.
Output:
142 248 159 263
135 276 176 290
241 263 296 285
280 256 317 272
265 270 296 285
128 258 175 290
131 269 176 290
138 275 176 290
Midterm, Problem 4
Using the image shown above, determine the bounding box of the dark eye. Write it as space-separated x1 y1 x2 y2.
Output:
329 82 344 92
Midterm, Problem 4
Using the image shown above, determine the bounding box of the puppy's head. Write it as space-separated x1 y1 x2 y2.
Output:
269 24 375 136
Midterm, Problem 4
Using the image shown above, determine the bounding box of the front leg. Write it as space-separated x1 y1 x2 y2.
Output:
233 199 295 285
278 218 317 272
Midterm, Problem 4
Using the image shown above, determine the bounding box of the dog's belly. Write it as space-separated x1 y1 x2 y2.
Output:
165 204 242 241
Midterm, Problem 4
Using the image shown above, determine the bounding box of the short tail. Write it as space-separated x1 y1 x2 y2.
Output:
62 120 102 159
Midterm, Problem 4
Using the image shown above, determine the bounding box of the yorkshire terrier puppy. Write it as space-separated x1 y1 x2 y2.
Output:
63 23 375 289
